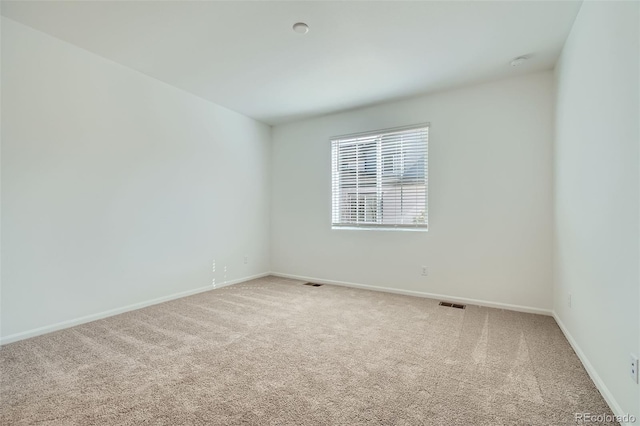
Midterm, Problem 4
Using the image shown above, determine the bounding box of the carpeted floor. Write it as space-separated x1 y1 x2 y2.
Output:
1 276 616 425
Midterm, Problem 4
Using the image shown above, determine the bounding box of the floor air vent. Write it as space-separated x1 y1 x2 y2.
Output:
304 283 323 287
439 301 466 309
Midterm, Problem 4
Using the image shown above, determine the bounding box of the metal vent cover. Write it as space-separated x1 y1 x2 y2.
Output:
439 301 466 309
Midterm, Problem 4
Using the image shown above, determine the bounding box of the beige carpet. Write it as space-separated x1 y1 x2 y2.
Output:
1 276 616 425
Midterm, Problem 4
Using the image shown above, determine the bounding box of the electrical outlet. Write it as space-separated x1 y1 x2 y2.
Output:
567 293 572 308
421 266 429 276
244 256 248 264
631 354 638 383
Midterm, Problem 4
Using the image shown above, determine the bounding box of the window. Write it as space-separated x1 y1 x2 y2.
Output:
331 124 429 230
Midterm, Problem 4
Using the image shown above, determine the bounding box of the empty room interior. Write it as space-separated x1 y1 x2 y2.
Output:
1 0 639 425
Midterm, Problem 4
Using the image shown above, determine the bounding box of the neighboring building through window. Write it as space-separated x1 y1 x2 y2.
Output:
331 124 429 230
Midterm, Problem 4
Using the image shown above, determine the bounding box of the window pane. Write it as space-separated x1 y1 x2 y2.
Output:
331 125 428 230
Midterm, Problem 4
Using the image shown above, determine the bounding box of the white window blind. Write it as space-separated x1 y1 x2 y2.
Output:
331 124 429 230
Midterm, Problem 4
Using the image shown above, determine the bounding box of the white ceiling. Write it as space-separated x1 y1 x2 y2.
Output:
1 1 581 125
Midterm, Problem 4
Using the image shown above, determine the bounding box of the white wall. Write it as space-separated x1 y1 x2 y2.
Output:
271 72 554 312
0 18 271 341
0 14 4 343
554 1 639 419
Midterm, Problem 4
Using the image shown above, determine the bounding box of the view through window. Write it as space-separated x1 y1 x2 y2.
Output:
331 124 429 230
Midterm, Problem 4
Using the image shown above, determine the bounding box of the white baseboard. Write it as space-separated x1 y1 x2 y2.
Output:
269 271 553 316
552 313 628 424
0 272 270 346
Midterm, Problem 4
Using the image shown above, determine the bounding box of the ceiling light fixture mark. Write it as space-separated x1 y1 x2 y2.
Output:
510 55 529 67
293 22 309 34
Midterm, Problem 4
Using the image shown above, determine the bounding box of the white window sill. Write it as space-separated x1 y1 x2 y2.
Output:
331 226 428 232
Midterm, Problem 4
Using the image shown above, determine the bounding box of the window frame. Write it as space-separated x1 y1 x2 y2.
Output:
331 123 429 232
